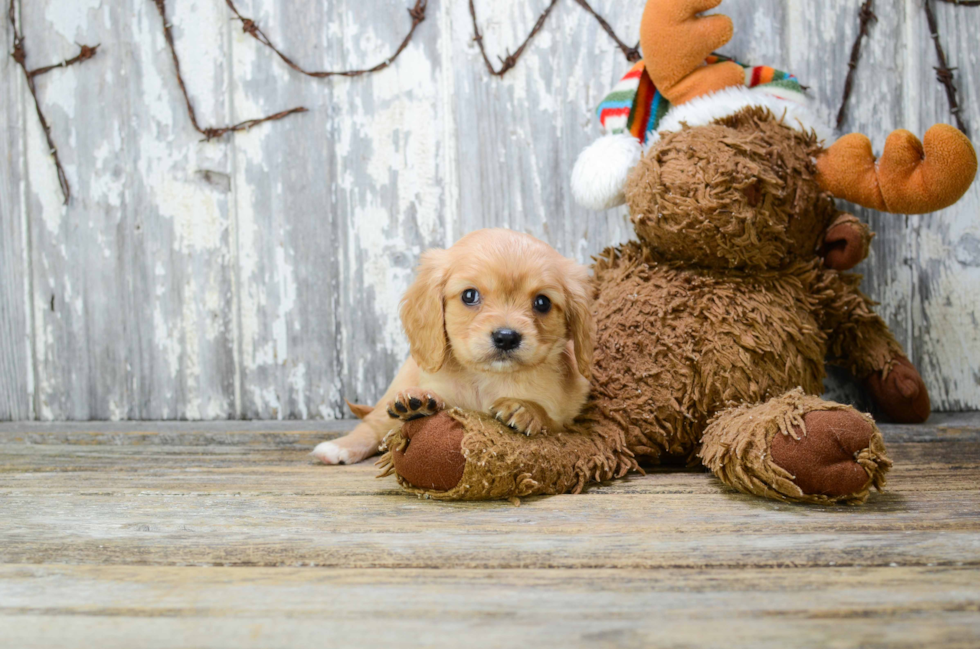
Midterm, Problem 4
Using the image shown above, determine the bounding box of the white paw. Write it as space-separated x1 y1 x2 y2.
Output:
311 441 351 465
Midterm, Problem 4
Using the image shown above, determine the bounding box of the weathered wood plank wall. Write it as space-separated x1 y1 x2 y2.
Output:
0 0 978 420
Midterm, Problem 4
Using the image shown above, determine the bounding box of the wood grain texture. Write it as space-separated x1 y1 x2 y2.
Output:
786 0 914 408
1 565 979 649
908 0 980 411
17 0 238 420
0 0 32 421
1 417 979 647
0 0 978 420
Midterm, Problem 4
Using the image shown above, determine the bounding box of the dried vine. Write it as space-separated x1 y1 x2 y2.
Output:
573 0 641 63
924 0 967 133
836 0 876 129
469 0 639 77
10 0 979 206
469 0 559 76
8 0 99 204
838 0 973 135
225 0 428 78
151 0 306 141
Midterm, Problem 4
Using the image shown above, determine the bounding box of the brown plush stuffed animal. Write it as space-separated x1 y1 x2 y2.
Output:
376 0 977 504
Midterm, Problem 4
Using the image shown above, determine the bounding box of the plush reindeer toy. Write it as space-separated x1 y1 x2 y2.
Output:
377 0 977 504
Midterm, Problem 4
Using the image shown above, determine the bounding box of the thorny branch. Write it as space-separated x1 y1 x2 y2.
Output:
8 0 99 203
836 0 876 129
572 0 641 63
924 0 968 134
469 0 560 77
838 0 974 135
225 0 428 78
29 43 99 78
9 0 978 206
151 0 306 141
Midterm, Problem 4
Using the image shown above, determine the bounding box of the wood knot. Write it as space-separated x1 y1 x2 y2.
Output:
12 45 26 65
78 44 98 60
625 47 641 63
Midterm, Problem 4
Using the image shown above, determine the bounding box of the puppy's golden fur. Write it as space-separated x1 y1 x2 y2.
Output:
313 229 594 465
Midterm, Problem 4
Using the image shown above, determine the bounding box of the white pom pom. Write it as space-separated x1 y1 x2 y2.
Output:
570 133 643 211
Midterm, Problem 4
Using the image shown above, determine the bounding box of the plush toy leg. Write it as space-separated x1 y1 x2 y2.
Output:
821 271 930 423
377 408 638 501
699 389 892 505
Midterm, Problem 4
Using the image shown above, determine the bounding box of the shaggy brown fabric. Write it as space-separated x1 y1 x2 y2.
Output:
700 389 891 505
385 107 917 505
864 356 931 423
626 107 838 270
378 405 638 501
591 242 827 463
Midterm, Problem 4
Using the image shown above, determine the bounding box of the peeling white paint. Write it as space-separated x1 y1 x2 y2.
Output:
7 0 980 420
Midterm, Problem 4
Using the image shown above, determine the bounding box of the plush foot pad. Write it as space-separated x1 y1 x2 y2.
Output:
390 411 466 491
700 389 892 504
770 409 878 498
378 406 639 501
386 388 444 422
864 357 930 423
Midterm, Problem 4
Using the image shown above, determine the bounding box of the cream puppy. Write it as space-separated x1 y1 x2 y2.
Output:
312 228 595 465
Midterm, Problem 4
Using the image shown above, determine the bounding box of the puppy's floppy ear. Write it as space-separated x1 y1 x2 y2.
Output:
562 260 596 379
400 249 451 373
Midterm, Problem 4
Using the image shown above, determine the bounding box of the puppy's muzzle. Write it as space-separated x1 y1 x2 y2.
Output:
491 328 522 352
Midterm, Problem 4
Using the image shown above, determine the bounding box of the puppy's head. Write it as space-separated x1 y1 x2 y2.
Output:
400 229 594 378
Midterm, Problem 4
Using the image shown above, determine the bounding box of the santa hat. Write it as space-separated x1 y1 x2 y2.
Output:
571 56 829 211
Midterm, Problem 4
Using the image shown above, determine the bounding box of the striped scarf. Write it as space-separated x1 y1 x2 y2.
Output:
597 54 805 144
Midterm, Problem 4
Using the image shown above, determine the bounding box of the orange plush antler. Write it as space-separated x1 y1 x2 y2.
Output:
816 124 977 214
640 0 744 105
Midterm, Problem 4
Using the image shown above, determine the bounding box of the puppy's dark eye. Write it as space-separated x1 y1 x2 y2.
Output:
461 289 481 306
533 295 551 314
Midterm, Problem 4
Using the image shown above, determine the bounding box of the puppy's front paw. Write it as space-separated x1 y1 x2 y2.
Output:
490 398 550 437
387 388 444 422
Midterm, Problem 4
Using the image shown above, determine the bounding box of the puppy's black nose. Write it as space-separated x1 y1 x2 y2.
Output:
491 328 522 351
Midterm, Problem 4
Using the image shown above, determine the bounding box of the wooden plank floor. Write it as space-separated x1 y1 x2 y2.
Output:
1 415 979 648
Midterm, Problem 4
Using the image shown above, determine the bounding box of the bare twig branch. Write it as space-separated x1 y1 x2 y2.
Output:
28 43 100 78
151 0 307 140
8 0 99 203
225 0 428 78
572 0 641 62
469 0 560 77
836 0 876 129
924 0 968 134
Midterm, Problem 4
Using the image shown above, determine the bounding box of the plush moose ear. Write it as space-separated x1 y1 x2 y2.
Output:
820 213 873 271
400 249 451 373
561 261 596 379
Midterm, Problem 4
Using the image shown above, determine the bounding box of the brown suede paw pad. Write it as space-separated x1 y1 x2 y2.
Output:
770 409 876 498
391 411 466 492
863 357 931 424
